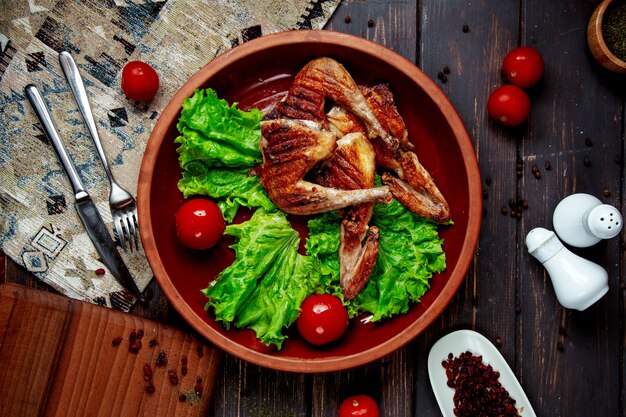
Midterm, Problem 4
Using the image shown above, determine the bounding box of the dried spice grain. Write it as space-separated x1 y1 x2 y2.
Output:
501 207 508 215
156 351 167 367
585 137 593 147
129 330 142 353
168 369 179 385
367 18 374 27
544 161 552 170
583 156 592 167
603 187 611 197
95 268 105 276
442 351 521 417
462 24 469 33
148 338 158 347
344 15 351 24
485 175 492 186
112 336 123 346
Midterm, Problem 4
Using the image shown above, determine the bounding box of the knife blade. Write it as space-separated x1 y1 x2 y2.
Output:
24 84 145 302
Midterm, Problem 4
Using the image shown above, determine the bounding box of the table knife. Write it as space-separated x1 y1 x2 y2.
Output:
24 84 145 302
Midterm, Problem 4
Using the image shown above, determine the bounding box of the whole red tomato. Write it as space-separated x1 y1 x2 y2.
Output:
121 61 160 101
502 47 544 88
175 199 225 250
297 294 348 346
487 85 530 127
338 395 380 417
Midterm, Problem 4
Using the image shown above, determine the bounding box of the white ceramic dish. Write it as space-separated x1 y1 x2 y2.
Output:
427 329 537 417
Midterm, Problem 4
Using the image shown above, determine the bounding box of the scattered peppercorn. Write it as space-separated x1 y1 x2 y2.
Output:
544 161 552 170
583 156 592 167
533 170 542 179
179 394 187 403
443 65 450 75
515 304 522 314
584 137 593 147
516 170 523 179
194 376 204 397
181 354 188 376
156 351 167 367
501 207 508 215
168 369 179 385
462 24 469 33
442 351 520 417
112 336 123 346
603 188 611 197
197 346 204 358
495 337 502 347
143 363 153 381
95 268 105 276
367 18 374 27
437 71 448 83
344 15 351 24
129 330 142 353
507 198 529 220
149 338 158 347
485 175 492 186
482 190 488 200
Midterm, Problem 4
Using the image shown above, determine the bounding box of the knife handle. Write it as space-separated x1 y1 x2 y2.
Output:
58 51 114 183
25 84 88 200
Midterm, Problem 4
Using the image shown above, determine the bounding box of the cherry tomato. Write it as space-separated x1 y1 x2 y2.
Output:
502 47 544 88
297 294 348 346
175 199 225 250
338 395 380 417
121 61 160 101
487 85 530 127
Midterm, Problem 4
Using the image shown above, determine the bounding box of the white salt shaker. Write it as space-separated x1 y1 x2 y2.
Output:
526 227 609 311
553 193 623 247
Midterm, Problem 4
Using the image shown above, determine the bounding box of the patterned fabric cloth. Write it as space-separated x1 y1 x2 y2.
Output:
0 0 339 310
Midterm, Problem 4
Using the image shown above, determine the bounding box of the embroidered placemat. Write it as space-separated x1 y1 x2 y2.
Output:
0 0 340 310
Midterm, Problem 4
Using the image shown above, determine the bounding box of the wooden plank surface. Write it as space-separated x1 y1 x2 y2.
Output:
0 283 221 417
2 1 625 416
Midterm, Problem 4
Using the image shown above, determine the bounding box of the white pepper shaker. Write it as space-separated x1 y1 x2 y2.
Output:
526 227 609 311
552 193 623 247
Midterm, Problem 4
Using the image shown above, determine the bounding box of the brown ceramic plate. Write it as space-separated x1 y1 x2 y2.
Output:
138 30 481 373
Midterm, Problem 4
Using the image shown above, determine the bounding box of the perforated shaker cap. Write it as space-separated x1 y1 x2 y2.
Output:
585 205 623 239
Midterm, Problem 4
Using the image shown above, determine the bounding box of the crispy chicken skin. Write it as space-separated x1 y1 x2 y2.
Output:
327 85 452 223
313 133 380 300
258 119 392 215
266 57 399 153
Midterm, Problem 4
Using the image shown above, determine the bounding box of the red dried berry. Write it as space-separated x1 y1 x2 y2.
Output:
156 351 167 367
95 268 106 276
111 336 123 346
443 351 521 417
168 369 179 385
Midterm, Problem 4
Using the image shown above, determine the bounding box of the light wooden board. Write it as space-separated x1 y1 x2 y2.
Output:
0 283 222 416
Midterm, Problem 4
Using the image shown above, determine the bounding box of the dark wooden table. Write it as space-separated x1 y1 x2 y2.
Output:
3 1 625 416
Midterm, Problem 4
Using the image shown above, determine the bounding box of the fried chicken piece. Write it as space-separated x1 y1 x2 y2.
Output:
266 57 399 154
258 119 392 215
327 84 451 223
313 133 380 300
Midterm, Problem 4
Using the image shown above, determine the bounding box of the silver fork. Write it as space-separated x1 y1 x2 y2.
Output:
59 51 139 252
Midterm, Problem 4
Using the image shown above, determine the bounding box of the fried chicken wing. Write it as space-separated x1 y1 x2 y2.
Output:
258 119 392 215
313 133 380 300
327 85 452 223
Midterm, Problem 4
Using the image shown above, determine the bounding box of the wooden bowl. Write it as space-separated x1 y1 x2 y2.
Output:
587 0 626 73
138 30 482 372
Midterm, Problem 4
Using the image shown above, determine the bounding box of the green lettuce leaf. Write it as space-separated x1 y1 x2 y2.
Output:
175 88 271 220
305 198 447 321
202 209 320 349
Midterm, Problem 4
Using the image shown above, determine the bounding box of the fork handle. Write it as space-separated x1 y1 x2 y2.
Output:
25 84 89 200
59 51 115 183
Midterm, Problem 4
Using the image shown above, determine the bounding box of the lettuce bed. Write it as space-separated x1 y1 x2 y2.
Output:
176 88 447 349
